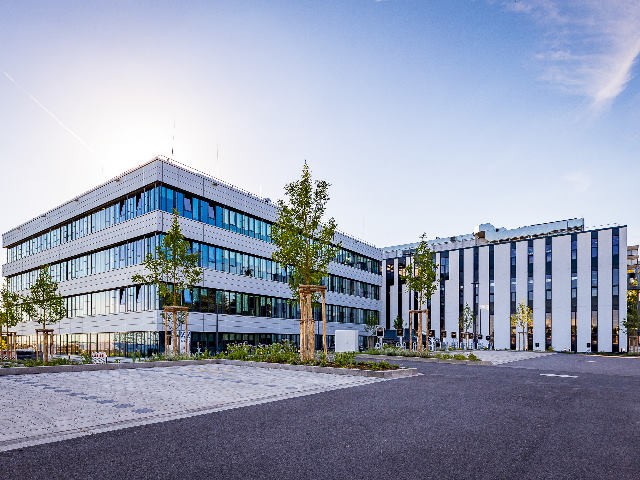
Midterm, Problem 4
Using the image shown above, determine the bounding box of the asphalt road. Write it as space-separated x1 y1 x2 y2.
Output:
1 355 639 480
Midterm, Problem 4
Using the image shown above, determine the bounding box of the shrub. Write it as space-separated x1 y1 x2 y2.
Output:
334 351 357 367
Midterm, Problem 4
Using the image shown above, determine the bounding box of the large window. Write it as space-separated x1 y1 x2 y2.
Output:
7 185 160 262
9 181 382 277
9 234 379 302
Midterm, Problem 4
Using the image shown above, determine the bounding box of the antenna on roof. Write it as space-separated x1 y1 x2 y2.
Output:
171 119 175 156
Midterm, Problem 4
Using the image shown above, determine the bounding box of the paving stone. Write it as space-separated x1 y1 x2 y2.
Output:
0 363 382 452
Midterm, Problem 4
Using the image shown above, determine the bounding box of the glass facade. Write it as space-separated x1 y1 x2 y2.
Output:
9 234 380 301
55 284 378 325
8 182 382 276
8 184 160 262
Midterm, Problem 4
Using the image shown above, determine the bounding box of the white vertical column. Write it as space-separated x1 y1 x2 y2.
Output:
477 246 488 340
619 227 628 351
533 238 546 350
552 235 571 351
431 252 440 338
493 243 510 349
598 229 613 351
577 232 591 352
446 250 459 340
390 258 399 325
463 248 474 310
516 240 528 308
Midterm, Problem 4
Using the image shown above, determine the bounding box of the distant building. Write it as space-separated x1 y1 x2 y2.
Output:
628 245 639 289
384 219 627 353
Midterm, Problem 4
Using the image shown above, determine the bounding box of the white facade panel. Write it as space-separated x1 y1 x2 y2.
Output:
597 229 613 352
478 246 489 340
551 235 571 352
532 238 546 351
576 232 592 352
445 251 459 339
619 227 628 350
515 241 528 310
430 253 440 338
463 248 474 313
493 243 511 350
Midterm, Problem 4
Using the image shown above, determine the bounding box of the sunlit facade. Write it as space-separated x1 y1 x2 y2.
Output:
2 157 382 355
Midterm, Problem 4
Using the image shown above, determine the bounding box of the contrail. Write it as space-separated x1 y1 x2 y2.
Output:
3 71 94 153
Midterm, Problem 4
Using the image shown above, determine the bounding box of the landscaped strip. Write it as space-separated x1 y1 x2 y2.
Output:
0 358 418 378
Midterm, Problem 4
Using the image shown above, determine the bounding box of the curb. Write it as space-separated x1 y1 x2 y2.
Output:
0 358 419 379
356 353 492 366
0 359 220 376
216 359 420 378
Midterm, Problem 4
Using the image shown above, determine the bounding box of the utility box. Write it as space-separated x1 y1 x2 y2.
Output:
334 330 359 352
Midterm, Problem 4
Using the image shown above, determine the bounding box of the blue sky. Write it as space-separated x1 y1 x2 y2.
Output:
1 0 638 250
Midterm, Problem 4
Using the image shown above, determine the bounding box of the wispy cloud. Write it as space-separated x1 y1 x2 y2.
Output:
3 71 93 152
503 1 640 111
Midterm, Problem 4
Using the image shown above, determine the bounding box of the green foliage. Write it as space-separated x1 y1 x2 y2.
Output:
393 316 404 331
333 351 357 367
401 236 439 309
510 302 533 330
132 210 203 307
271 162 339 301
0 280 22 336
362 346 480 362
216 342 398 370
459 303 473 333
23 266 66 329
623 290 639 335
364 312 380 334
21 357 78 367
80 351 92 364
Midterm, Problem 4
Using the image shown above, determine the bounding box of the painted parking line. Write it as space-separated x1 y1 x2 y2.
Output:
540 373 578 378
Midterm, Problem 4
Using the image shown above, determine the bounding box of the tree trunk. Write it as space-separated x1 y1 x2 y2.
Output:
184 311 189 356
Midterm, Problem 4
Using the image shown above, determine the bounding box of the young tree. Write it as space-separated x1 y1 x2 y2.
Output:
0 281 22 358
459 303 473 349
623 286 639 353
363 311 380 349
271 162 339 360
23 266 66 363
401 236 439 351
510 302 533 351
132 211 203 355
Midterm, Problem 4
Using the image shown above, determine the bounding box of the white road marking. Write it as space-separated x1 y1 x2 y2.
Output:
540 373 578 378
587 361 596 363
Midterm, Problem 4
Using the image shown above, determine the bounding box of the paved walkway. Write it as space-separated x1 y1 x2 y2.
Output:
469 350 556 365
0 364 382 452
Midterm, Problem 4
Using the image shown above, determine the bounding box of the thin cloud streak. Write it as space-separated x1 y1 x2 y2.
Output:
3 71 94 152
504 0 640 111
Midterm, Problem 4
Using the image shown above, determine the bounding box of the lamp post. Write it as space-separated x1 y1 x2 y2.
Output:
479 304 489 349
471 281 479 349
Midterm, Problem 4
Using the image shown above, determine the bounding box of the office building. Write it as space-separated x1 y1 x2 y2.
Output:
384 219 627 352
2 156 629 354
